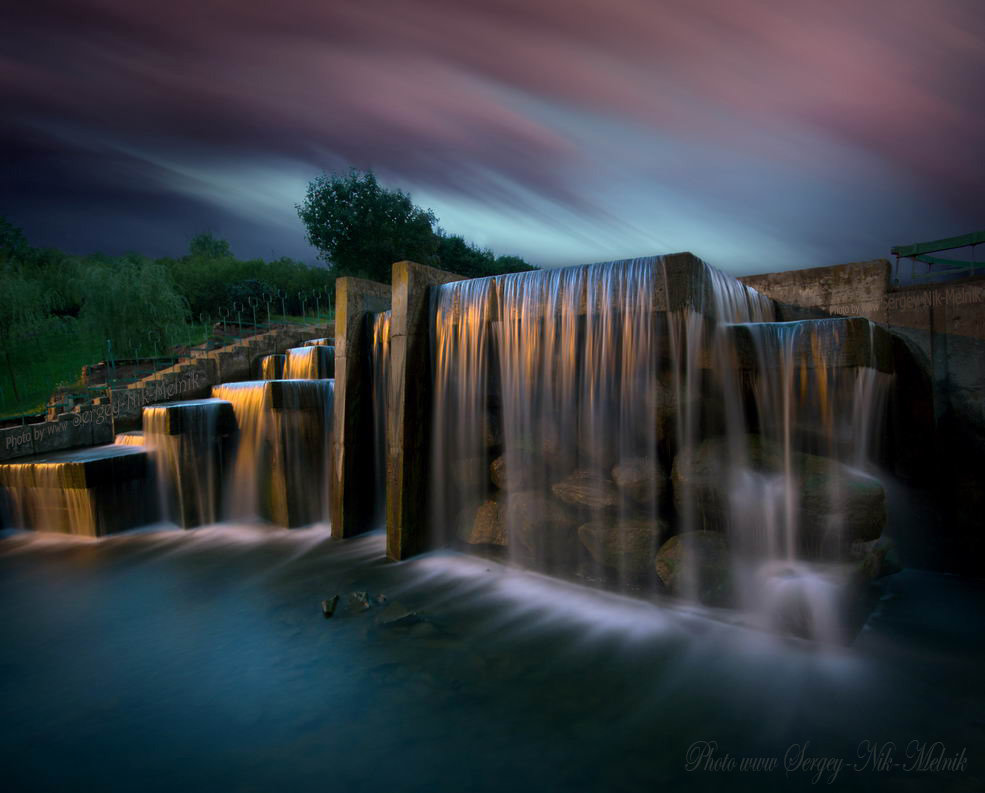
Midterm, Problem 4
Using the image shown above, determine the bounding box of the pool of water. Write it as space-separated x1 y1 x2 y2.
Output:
1 525 982 792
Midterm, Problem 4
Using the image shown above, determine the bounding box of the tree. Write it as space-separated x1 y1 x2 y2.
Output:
0 216 29 264
189 232 233 260
79 257 190 359
0 272 46 399
434 234 536 278
296 169 438 281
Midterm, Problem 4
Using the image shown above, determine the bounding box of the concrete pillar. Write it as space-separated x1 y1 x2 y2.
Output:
387 260 465 561
331 277 391 538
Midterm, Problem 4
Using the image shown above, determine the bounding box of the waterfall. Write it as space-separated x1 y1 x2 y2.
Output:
718 320 892 640
142 398 232 528
430 255 891 640
0 445 155 536
433 258 670 583
213 380 334 528
284 346 335 379
369 311 391 526
260 354 286 380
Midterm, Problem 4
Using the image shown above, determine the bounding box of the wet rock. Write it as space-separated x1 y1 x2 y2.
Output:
578 519 668 578
671 435 886 554
490 453 539 491
320 594 340 619
551 469 620 509
756 562 873 643
465 499 507 546
348 591 370 613
611 457 666 506
451 457 490 493
654 531 732 606
850 536 902 580
503 490 578 561
377 601 420 627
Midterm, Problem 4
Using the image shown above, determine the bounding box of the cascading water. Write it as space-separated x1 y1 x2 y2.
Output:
0 445 154 536
430 254 893 641
260 354 286 380
433 258 671 584
284 346 335 379
369 311 391 525
716 320 892 641
142 399 233 529
213 380 334 528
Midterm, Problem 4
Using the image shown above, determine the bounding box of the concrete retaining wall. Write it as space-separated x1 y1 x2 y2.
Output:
741 262 985 572
1 323 334 462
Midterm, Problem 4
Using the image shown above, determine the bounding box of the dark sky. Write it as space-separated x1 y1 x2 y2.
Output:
3 0 984 275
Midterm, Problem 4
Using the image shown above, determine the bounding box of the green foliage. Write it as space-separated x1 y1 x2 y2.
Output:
434 234 536 278
0 270 48 401
166 237 334 319
297 169 534 281
188 232 232 259
0 217 30 264
78 256 190 358
297 169 439 281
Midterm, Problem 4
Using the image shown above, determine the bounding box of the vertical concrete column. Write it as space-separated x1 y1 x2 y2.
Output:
387 260 465 561
332 277 391 537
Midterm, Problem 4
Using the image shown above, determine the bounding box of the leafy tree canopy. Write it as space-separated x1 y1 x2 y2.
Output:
297 170 438 282
297 169 534 281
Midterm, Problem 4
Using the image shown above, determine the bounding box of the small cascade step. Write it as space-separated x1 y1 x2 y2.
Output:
212 380 334 528
728 317 894 373
284 346 335 379
143 399 237 529
0 445 155 536
259 354 286 380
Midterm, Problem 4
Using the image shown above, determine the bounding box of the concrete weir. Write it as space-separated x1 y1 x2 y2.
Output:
0 445 155 536
330 276 391 538
4 247 981 639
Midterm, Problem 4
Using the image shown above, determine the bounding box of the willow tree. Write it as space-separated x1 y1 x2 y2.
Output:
0 272 46 400
79 256 189 359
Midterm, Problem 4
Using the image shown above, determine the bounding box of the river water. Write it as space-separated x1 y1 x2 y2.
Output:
1 525 982 792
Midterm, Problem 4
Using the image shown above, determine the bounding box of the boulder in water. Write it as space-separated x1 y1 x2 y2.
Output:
348 591 370 613
490 453 539 491
671 435 886 555
611 457 666 506
451 457 490 494
850 536 902 580
654 531 732 606
466 499 507 546
320 595 340 619
551 469 620 510
578 519 668 578
377 601 420 627
503 490 578 561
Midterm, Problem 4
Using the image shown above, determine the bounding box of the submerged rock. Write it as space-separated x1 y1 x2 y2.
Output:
377 601 420 627
348 591 370 613
611 457 666 506
671 435 886 555
451 457 491 493
578 519 668 578
551 469 620 509
654 531 732 606
490 453 538 491
503 490 578 561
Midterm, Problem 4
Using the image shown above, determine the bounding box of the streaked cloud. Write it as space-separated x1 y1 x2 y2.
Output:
2 0 982 272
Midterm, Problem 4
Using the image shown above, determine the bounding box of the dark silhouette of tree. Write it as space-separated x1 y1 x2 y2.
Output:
297 169 535 282
297 170 438 282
